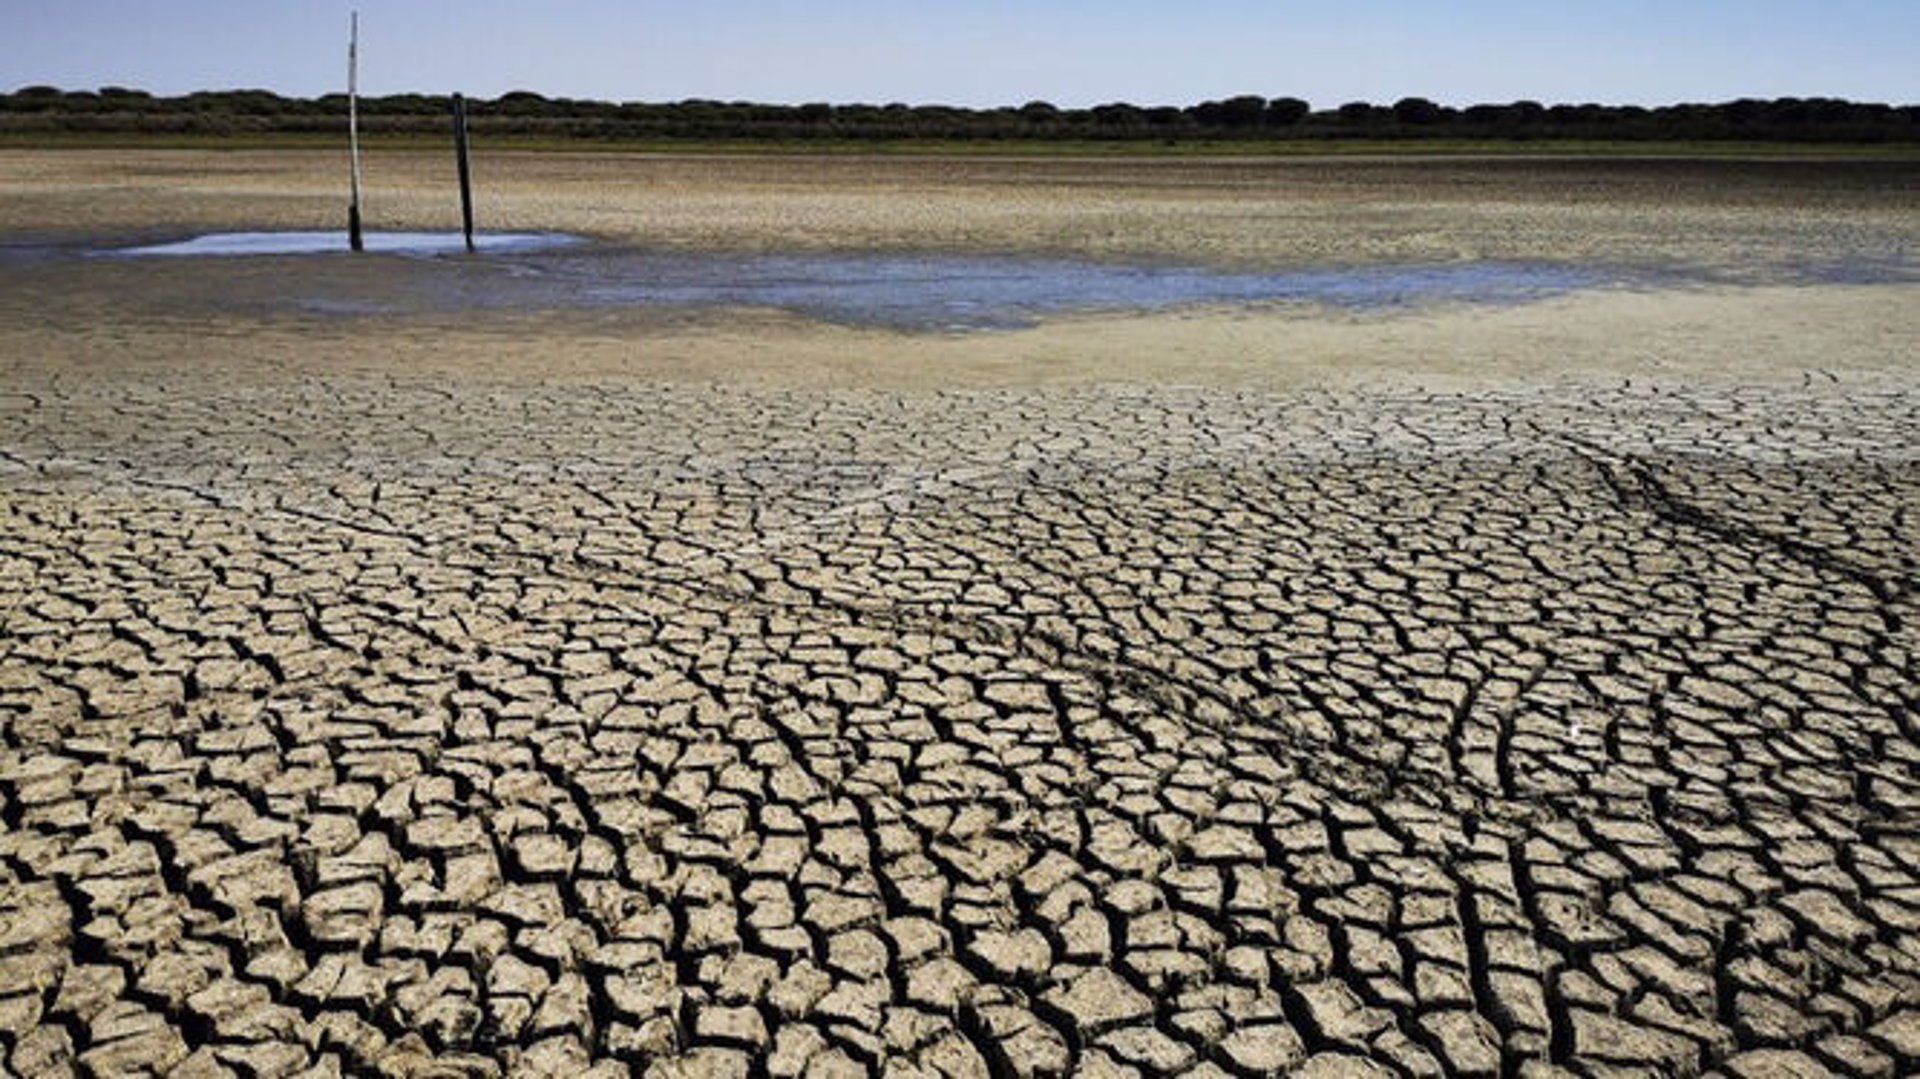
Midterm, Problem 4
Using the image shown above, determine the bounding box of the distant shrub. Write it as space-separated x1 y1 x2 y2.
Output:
1265 97 1310 126
1392 97 1445 125
0 84 1912 144
1190 95 1267 129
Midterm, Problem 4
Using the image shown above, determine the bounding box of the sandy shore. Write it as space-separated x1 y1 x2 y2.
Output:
0 150 1916 1077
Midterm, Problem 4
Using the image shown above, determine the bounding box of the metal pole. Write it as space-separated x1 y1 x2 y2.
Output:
347 11 364 252
452 93 475 252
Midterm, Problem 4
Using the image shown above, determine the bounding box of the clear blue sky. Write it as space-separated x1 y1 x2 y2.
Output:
8 1 1917 107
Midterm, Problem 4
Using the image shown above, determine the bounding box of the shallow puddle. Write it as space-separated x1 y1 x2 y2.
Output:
494 248 1634 330
54 229 1920 331
114 230 582 258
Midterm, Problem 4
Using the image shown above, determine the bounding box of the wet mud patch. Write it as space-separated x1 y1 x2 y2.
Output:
5 227 1910 333
64 232 1707 330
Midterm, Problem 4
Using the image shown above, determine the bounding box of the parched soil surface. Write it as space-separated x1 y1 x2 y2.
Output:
4 150 1919 272
2 364 1916 1077
1 151 1918 1077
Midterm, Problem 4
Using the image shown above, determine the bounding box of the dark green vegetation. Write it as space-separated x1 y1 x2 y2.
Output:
6 86 1917 146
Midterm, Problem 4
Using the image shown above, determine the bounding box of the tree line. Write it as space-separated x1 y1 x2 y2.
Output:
4 86 1916 143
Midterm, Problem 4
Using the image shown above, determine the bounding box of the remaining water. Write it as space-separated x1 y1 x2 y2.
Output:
74 230 1919 331
504 249 1630 330
114 230 580 258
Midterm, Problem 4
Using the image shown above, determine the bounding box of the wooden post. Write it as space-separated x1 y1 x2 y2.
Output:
452 93 475 252
347 12 364 252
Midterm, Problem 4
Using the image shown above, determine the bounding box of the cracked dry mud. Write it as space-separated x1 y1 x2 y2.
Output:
2 361 1916 1079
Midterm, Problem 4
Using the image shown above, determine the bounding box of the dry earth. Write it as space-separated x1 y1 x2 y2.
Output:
0 151 1917 1078
4 150 1919 269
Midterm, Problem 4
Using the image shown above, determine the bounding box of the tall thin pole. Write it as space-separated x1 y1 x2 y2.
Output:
347 11 364 252
452 93 475 252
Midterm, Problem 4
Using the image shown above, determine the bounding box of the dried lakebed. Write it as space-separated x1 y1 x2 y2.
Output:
1 366 1916 1077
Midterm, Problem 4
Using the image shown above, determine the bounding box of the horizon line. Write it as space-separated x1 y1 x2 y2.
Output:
12 85 1920 112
